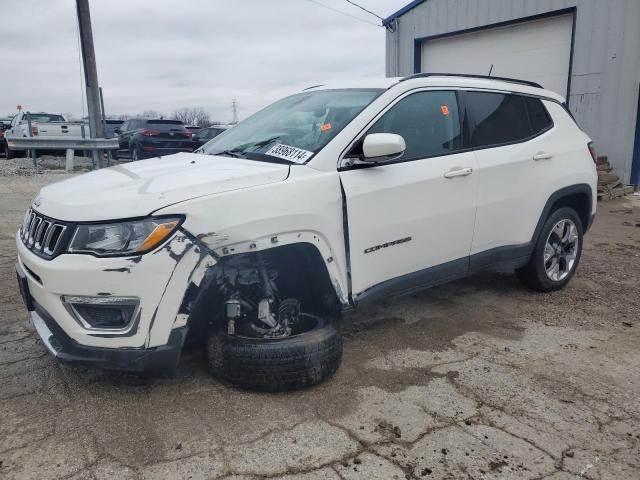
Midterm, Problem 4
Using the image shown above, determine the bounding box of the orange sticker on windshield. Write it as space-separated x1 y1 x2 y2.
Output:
320 123 332 132
440 105 450 116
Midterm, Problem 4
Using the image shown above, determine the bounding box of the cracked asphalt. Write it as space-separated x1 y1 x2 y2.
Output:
1 172 639 479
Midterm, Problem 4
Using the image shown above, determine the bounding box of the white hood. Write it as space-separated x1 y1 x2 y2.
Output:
33 153 290 221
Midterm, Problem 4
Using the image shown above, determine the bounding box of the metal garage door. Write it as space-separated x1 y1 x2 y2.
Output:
420 14 573 97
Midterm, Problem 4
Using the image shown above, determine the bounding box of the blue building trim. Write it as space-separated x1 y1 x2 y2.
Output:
631 84 640 187
383 0 427 26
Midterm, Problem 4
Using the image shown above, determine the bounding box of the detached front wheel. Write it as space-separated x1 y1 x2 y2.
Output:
207 314 342 392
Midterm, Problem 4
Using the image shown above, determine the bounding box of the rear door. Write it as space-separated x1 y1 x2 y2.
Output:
464 90 556 264
117 121 132 151
339 90 478 299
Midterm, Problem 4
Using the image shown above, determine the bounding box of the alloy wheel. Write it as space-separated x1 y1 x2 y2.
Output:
544 219 579 282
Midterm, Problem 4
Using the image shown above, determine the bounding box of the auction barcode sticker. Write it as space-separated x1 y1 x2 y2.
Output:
265 144 314 164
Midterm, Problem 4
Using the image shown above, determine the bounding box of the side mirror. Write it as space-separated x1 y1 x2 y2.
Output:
362 133 406 163
113 128 121 134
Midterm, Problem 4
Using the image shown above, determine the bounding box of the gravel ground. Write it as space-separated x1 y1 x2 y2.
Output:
1 172 639 479
0 155 120 176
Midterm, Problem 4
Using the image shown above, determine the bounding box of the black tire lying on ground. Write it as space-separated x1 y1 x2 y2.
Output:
206 314 342 392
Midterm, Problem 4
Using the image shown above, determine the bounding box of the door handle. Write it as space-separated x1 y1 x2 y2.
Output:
533 152 553 161
444 167 473 179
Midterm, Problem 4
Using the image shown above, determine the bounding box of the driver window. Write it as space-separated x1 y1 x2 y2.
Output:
356 90 462 162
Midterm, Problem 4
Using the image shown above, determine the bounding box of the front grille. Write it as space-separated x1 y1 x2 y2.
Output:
20 208 72 259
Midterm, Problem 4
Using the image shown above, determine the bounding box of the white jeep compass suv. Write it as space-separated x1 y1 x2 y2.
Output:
16 74 597 391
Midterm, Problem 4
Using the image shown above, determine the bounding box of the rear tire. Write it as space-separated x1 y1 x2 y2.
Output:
131 144 143 161
516 207 583 292
4 140 15 159
207 314 342 392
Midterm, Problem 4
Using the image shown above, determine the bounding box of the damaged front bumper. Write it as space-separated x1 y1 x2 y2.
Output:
29 303 187 373
16 230 214 373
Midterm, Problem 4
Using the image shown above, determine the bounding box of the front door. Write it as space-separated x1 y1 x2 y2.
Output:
339 90 478 299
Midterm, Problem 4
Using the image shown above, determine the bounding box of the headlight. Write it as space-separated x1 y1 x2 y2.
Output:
68 216 182 256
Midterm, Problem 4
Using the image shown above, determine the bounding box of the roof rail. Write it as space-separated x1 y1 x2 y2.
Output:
399 73 543 89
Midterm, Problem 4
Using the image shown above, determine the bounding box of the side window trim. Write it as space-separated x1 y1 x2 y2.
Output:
339 88 470 171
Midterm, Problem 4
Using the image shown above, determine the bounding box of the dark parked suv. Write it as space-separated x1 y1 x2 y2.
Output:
192 125 230 149
116 119 194 160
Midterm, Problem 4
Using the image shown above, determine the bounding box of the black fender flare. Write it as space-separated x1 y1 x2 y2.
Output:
530 184 594 245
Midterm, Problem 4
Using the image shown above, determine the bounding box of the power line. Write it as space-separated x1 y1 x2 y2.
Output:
343 0 385 23
304 0 380 27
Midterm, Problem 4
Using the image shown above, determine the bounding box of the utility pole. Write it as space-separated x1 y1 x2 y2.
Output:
76 0 104 168
231 99 239 124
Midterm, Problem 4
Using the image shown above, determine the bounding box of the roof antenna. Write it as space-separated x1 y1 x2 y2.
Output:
488 64 494 76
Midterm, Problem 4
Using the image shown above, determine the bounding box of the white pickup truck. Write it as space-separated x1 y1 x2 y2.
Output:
3 111 85 158
16 74 597 392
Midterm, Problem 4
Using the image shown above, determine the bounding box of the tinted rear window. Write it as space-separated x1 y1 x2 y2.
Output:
466 92 531 148
147 120 183 125
144 120 186 131
525 97 553 134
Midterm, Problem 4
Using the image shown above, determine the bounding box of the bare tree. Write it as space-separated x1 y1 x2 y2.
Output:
192 108 212 127
140 110 164 119
172 107 211 127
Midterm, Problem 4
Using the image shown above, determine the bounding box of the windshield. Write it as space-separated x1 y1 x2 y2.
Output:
201 89 382 164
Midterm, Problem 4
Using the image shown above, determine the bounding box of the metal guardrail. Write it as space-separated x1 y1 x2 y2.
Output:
5 136 118 151
5 136 118 170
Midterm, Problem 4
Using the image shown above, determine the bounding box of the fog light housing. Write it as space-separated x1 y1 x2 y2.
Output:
62 296 140 332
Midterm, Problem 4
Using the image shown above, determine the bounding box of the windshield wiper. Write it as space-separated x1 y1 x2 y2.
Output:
215 136 282 157
208 136 283 161
210 149 246 159
240 136 281 152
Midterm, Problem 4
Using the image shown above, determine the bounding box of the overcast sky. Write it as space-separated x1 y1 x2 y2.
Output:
1 0 408 122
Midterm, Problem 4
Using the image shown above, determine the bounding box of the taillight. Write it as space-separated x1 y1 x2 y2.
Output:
31 125 39 136
141 129 160 137
588 142 597 164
